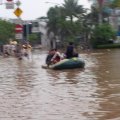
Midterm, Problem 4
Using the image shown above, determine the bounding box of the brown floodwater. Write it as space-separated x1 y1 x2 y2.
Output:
0 49 120 120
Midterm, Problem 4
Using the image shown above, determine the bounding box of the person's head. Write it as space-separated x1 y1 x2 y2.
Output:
54 48 62 53
49 49 55 55
52 48 59 54
54 48 57 51
69 42 73 45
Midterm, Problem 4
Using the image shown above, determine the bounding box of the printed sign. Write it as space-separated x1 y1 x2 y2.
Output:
14 8 23 17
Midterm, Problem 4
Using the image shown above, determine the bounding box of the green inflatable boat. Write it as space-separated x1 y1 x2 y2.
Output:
43 57 85 70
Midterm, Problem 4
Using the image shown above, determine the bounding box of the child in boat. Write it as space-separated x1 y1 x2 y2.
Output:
51 49 63 64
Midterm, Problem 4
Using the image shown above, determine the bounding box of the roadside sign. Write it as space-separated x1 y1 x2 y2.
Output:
15 24 23 33
14 8 23 17
13 19 23 24
16 0 21 6
32 27 39 33
6 2 14 9
15 33 23 39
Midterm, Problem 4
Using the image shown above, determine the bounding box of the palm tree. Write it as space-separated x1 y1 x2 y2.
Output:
47 7 60 48
46 0 87 48
63 0 85 24
47 6 74 48
47 7 59 35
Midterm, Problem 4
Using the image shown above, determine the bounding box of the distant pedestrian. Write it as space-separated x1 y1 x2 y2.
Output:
16 44 22 60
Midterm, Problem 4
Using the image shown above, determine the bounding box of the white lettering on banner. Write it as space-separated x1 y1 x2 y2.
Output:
15 24 23 33
16 28 22 30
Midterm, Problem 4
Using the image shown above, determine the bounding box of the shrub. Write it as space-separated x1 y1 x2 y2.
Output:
91 23 116 48
96 43 120 49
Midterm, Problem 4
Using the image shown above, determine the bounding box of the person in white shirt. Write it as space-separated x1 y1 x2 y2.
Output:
51 49 63 64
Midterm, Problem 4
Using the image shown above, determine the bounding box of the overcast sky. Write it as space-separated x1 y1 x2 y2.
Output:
0 0 91 20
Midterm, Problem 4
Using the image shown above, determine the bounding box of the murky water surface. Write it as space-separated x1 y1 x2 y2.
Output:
0 49 120 120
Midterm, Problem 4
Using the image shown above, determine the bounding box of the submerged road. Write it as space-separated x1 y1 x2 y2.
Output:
0 49 120 120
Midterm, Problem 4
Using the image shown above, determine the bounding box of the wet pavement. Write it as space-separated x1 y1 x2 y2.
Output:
0 49 120 120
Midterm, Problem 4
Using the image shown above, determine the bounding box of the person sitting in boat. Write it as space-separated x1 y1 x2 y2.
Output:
46 49 55 66
51 48 63 64
65 42 78 58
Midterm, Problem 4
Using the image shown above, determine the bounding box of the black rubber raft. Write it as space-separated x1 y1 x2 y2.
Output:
42 57 85 70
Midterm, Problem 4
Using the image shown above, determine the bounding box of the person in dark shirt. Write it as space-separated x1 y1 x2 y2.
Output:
46 49 55 66
65 42 79 58
65 42 74 59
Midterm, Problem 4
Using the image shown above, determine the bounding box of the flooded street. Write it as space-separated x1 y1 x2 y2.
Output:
0 49 120 120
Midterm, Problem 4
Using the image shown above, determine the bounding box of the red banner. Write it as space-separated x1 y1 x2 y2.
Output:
15 24 23 33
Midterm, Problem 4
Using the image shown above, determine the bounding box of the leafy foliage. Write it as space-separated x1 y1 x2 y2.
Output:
109 0 120 8
29 33 41 45
46 0 86 46
46 0 118 49
96 43 120 49
91 23 116 47
0 20 15 44
63 0 85 23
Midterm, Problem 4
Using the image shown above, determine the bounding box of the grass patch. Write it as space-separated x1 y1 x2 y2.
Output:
96 43 120 49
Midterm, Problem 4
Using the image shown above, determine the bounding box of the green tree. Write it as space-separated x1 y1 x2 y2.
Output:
47 6 62 48
91 23 116 47
46 0 86 48
63 0 85 24
0 20 15 44
29 33 40 45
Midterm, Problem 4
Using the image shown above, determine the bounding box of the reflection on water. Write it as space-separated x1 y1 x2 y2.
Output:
0 49 120 120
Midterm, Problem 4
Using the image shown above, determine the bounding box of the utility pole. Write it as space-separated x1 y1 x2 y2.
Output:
13 0 23 59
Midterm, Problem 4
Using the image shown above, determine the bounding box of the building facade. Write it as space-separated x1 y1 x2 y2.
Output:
9 18 51 49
